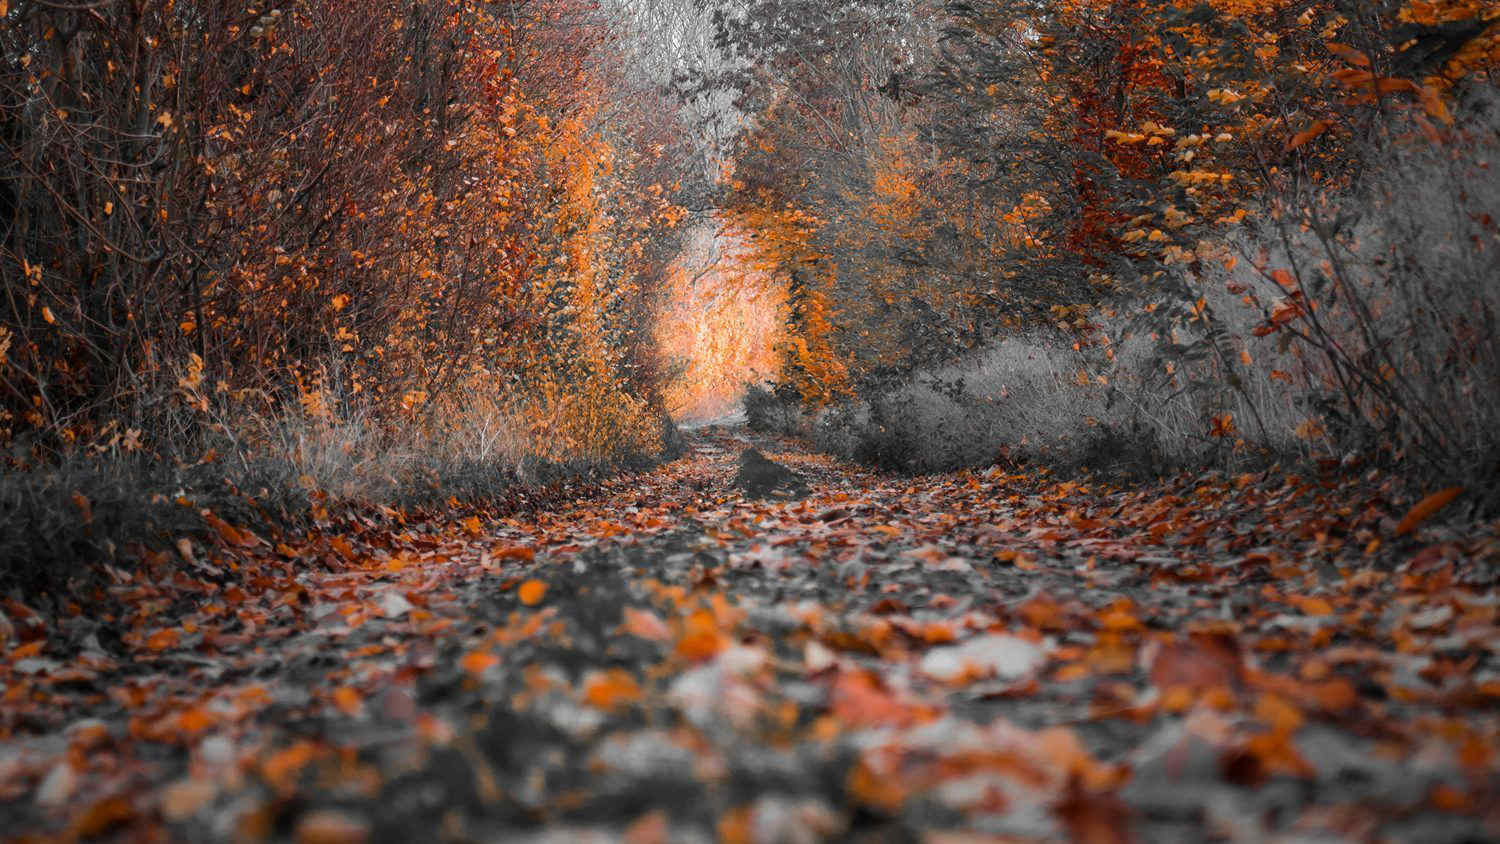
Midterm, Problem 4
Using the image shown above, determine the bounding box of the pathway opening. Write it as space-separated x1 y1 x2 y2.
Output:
654 219 786 424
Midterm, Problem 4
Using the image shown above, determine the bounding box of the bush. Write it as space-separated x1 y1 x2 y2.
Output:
814 341 1169 477
743 383 804 435
820 90 1500 507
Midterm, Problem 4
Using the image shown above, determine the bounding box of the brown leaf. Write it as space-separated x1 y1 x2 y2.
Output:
1395 487 1463 536
71 491 93 525
68 796 135 839
294 809 370 844
160 779 218 821
1056 778 1135 844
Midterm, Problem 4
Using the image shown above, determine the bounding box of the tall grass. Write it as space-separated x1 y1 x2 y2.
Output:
0 371 669 597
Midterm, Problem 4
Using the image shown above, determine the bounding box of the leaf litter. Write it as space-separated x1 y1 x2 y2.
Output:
2 427 1499 841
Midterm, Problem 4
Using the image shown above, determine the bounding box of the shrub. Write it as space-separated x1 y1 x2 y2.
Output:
822 91 1500 507
743 383 804 435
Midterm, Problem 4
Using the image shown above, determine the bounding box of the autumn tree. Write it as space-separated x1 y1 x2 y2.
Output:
0 0 694 463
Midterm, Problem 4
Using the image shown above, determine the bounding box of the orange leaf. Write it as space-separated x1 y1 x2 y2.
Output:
160 779 218 822
1254 692 1304 733
71 491 93 524
1291 596 1335 616
846 756 909 811
293 809 371 844
1395 487 1463 536
717 807 753 844
517 579 547 606
461 650 499 677
620 607 672 642
175 707 216 736
492 545 535 562
332 686 363 716
581 668 642 710
1374 76 1419 95
146 628 180 651
830 670 917 727
262 741 321 793
1244 729 1315 778
623 810 671 844
1096 601 1142 632
1324 42 1370 67
1332 67 1373 88
1286 119 1331 151
1418 85 1452 125
674 609 725 661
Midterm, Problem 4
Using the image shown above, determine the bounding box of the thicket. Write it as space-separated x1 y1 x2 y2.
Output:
710 0 1500 506
0 0 698 593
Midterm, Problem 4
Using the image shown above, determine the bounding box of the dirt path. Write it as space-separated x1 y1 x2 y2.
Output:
3 427 1499 842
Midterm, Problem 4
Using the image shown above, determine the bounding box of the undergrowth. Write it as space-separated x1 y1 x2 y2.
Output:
787 96 1500 510
0 388 675 601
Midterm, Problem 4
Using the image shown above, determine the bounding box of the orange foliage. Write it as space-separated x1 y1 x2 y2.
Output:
653 222 788 422
0 0 689 465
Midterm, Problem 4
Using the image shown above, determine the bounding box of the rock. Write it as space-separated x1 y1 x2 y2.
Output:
733 448 809 498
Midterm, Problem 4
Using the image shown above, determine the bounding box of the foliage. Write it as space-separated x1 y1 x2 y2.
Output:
700 0 1500 500
0 0 692 466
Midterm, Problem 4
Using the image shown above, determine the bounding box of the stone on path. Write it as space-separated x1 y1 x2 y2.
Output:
732 447 810 498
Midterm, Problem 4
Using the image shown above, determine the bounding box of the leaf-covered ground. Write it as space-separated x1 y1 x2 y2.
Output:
3 427 1500 842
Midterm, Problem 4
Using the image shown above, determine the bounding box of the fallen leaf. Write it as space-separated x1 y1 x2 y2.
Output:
1395 487 1463 536
492 544 535 562
582 668 643 710
621 607 672 641
160 779 218 821
461 649 499 677
624 809 671 844
332 686 363 717
294 809 370 844
517 579 548 606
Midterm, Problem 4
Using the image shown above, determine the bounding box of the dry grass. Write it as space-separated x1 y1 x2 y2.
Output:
0 378 671 598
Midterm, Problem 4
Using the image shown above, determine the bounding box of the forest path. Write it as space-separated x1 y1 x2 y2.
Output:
3 426 1498 842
